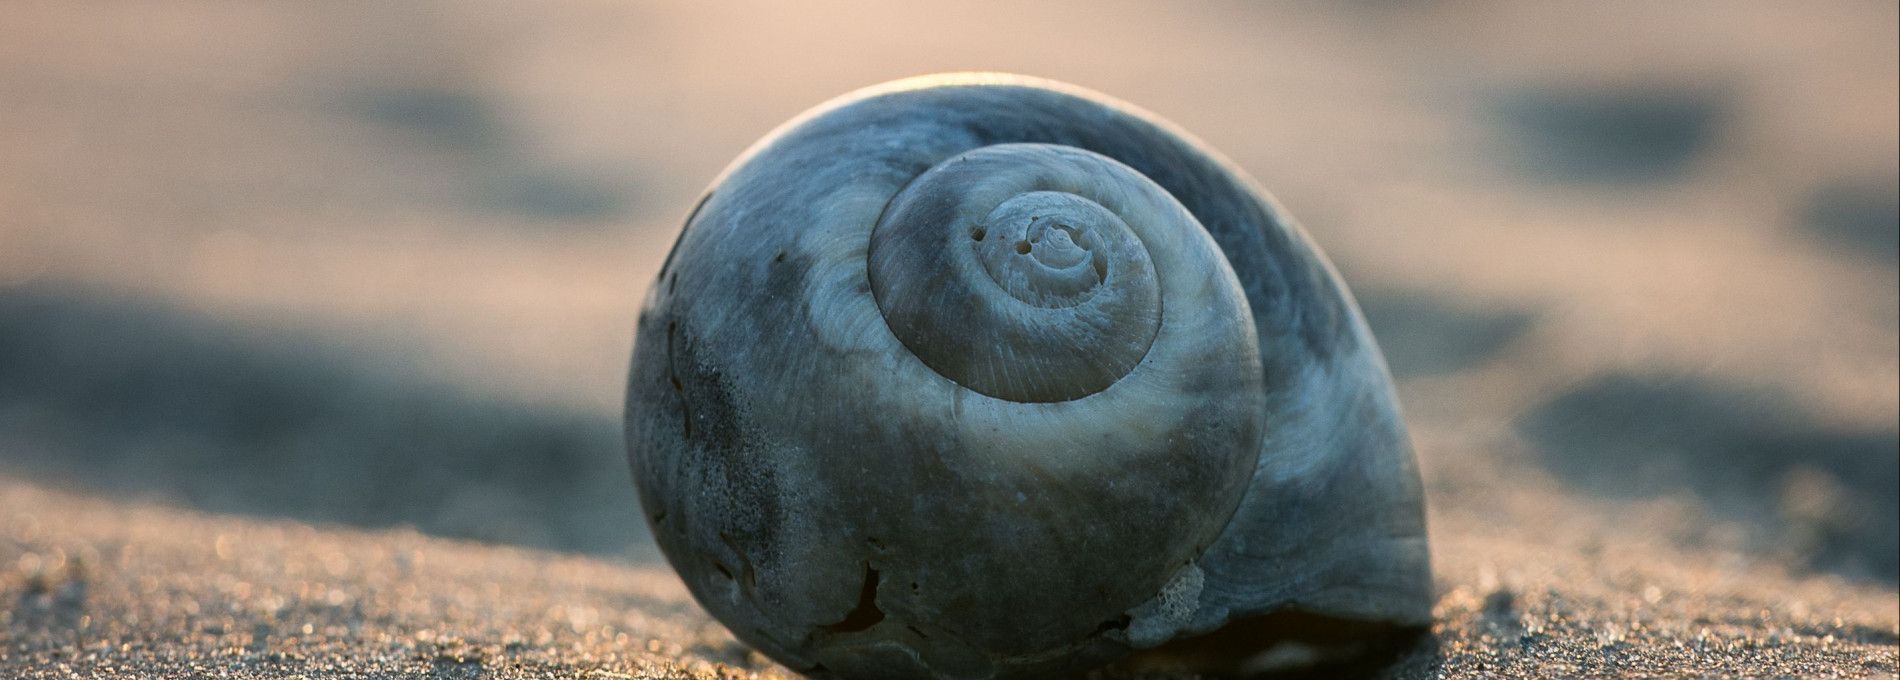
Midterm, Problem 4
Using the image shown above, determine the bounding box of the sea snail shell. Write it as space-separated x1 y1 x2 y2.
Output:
626 74 1431 678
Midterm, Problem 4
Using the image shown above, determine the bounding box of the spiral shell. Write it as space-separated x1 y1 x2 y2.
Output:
626 74 1431 679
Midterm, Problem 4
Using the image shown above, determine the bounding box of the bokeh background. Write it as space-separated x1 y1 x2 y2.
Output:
0 2 1894 672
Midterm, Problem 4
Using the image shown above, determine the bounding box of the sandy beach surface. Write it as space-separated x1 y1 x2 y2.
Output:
2 473 1894 678
2 1 1895 677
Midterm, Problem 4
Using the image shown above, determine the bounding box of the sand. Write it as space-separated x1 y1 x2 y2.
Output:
2 476 1894 678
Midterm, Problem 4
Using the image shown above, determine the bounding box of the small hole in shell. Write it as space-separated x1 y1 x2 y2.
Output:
1015 240 1031 255
970 227 986 241
819 564 885 634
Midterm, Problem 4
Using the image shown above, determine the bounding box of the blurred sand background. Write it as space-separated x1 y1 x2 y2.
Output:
0 1 1895 677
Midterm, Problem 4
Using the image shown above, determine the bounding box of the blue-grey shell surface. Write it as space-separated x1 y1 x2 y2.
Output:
625 74 1430 679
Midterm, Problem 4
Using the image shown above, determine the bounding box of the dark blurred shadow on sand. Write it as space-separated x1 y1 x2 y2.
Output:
1521 373 1899 584
1799 175 1900 265
1355 288 1535 380
1352 284 1897 585
0 286 649 559
341 84 635 223
1494 83 1729 186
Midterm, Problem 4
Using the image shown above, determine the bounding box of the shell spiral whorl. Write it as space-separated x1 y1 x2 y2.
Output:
870 143 1180 402
627 74 1433 680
